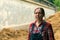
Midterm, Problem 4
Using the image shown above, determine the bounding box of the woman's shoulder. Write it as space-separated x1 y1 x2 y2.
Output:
46 21 51 25
43 20 51 26
29 21 35 28
29 22 35 26
45 21 52 28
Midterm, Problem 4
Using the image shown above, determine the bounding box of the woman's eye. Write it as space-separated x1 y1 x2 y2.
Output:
34 13 37 14
34 12 42 14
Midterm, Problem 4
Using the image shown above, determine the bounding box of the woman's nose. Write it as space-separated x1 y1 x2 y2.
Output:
36 13 39 16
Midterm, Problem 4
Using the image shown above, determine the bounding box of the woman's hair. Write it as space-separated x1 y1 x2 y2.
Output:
34 7 45 17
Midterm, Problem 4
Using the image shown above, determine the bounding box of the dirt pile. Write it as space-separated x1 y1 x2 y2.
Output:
47 11 60 40
0 28 28 40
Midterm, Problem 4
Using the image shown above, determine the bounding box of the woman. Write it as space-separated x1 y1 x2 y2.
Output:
28 7 55 40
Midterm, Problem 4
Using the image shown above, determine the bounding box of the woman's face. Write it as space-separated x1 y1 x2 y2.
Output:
34 8 43 20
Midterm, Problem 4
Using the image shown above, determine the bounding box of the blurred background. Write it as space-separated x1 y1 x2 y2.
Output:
0 0 60 40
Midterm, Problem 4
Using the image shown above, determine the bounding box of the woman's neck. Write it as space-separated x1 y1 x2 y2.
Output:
37 18 43 23
36 19 43 27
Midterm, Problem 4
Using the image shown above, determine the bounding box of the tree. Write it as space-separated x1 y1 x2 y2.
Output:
54 0 60 11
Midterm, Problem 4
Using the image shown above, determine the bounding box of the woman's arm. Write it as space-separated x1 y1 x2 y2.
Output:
47 24 55 40
28 23 32 40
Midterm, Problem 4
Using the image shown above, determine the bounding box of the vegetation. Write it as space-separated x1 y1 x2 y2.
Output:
53 0 60 11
